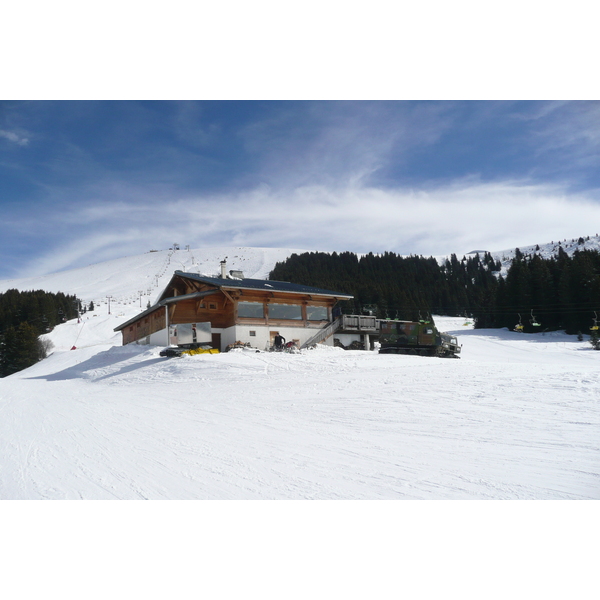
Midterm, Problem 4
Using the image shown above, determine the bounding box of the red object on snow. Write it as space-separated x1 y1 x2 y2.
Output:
71 346 77 350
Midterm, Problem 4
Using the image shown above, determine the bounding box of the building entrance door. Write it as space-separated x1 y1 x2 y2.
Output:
211 333 221 351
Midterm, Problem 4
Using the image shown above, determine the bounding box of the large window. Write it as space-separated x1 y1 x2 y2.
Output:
306 306 328 321
238 302 264 318
269 303 302 320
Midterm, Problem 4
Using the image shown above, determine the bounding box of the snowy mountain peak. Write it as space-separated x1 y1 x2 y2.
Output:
465 234 600 276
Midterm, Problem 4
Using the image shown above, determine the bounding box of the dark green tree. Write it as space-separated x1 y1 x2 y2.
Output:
0 323 43 377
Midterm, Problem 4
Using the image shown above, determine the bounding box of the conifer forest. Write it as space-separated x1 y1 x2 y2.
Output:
269 248 600 335
0 289 80 377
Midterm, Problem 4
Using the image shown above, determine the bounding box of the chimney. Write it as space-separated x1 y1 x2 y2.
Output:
220 259 227 279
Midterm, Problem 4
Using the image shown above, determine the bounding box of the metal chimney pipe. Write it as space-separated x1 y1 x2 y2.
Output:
220 259 227 278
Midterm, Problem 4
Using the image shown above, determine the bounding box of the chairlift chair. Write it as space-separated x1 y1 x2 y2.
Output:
514 314 524 332
591 311 599 331
530 309 541 327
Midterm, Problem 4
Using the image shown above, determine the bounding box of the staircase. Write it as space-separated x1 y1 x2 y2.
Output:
300 317 341 349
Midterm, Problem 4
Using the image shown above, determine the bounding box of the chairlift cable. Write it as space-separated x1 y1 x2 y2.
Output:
72 322 85 347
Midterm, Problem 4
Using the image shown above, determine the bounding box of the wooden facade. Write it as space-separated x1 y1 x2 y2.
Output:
115 270 353 350
121 306 166 346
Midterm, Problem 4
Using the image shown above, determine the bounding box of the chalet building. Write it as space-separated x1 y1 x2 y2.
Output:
114 263 353 351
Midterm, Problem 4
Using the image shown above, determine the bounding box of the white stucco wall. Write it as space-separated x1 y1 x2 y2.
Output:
334 333 361 346
334 332 374 350
222 324 332 350
129 323 333 351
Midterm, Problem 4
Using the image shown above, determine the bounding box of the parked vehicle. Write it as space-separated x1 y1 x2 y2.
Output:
378 320 461 358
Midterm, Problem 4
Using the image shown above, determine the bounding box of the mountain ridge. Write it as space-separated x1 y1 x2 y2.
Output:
2 235 600 311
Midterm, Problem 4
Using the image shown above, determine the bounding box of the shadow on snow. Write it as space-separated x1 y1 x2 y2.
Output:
27 346 163 381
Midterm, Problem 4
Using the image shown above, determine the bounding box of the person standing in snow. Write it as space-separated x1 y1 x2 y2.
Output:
274 334 286 351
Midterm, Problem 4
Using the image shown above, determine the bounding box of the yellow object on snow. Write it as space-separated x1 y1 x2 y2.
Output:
181 347 220 356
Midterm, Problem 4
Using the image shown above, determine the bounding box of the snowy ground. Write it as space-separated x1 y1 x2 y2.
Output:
1 245 599 500
1 315 598 499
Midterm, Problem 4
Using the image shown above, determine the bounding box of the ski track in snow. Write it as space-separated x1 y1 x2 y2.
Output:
1 317 599 499
1 245 600 500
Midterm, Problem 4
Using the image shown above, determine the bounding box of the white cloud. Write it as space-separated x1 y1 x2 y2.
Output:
16 178 600 277
0 129 29 146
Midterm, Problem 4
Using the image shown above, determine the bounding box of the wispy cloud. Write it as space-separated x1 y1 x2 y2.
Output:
236 101 456 188
15 178 600 277
518 101 600 172
0 129 29 146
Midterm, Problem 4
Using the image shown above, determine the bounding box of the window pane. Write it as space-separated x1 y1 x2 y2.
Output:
306 306 328 321
269 304 302 320
238 302 264 318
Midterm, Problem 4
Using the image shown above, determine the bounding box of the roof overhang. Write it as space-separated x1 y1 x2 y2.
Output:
114 289 219 331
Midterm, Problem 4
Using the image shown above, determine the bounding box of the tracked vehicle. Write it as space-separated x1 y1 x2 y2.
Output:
378 320 461 358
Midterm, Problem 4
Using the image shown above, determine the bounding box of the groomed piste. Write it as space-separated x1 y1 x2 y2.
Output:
1 313 598 499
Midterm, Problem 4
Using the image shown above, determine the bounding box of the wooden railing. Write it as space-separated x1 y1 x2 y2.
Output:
339 315 379 331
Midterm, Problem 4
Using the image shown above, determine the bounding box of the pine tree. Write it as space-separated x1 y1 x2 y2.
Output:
0 323 44 377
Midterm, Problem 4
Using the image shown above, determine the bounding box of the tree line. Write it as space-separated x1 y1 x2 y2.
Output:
493 247 600 334
0 289 80 377
269 248 600 335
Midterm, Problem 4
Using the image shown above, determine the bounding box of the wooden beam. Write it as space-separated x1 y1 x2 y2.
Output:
221 289 235 305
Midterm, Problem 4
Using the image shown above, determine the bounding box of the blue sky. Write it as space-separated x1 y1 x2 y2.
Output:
2 100 600 279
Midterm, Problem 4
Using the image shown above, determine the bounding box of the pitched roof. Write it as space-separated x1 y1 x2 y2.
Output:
115 272 353 333
170 271 354 299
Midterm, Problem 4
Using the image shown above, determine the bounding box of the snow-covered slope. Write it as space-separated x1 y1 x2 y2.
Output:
1 242 599 500
0 246 304 306
465 233 600 276
1 315 598 499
